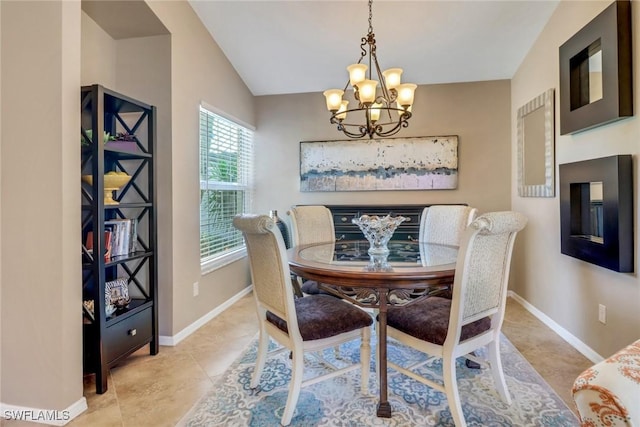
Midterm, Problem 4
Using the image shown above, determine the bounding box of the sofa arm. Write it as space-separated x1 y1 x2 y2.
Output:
572 340 640 427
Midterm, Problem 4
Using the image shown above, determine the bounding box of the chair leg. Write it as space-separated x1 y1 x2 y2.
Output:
360 327 371 394
442 354 466 427
251 329 269 388
281 349 304 426
488 339 511 404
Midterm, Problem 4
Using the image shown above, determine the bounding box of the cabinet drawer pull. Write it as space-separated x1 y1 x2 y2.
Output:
128 329 137 336
341 217 348 222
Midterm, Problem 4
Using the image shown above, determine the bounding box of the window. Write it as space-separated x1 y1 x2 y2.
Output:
199 105 253 271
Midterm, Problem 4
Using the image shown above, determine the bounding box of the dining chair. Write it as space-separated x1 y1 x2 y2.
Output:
419 204 479 299
383 211 527 427
233 214 372 426
419 204 479 246
287 205 337 295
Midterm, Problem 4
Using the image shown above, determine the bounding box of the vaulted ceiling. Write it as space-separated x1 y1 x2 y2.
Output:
189 0 559 96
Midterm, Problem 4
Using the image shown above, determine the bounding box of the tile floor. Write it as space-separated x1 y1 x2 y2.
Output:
3 295 593 427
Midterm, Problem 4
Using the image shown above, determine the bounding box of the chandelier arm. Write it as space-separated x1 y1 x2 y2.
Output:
374 116 411 138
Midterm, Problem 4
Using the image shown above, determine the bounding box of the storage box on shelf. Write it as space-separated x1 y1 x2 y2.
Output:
80 84 158 394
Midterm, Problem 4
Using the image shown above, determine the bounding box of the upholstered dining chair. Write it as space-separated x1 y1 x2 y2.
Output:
287 205 337 296
419 204 479 299
384 211 527 427
233 214 372 426
419 204 479 246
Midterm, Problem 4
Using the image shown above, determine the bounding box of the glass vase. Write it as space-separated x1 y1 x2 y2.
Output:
352 214 408 255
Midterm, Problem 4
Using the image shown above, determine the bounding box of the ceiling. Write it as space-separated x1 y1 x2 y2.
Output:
188 0 559 97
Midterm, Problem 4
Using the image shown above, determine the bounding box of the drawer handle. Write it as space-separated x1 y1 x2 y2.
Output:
341 217 348 222
337 234 345 241
128 329 137 336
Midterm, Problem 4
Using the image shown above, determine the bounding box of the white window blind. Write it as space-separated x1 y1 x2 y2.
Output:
199 106 253 266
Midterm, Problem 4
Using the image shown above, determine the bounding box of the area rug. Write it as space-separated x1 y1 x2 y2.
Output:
178 334 578 426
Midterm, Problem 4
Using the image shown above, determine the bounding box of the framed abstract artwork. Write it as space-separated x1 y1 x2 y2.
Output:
300 136 458 192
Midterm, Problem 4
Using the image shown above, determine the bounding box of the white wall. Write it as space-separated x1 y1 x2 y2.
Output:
511 0 640 358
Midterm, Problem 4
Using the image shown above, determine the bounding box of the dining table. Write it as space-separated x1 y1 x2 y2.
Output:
287 239 459 418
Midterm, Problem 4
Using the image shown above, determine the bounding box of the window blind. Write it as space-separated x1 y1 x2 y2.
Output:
199 106 253 263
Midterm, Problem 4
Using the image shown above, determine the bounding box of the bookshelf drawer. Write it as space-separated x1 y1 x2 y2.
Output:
104 308 152 364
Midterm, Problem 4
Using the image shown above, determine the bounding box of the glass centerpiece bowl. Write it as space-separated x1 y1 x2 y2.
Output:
352 214 408 255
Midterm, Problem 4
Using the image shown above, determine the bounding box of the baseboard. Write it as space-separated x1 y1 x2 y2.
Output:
1 397 87 426
508 291 604 364
159 285 253 346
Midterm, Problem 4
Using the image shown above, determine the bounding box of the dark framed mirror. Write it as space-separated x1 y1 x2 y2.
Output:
560 155 633 272
559 0 632 135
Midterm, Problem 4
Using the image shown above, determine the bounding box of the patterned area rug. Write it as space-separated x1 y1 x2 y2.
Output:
179 334 578 426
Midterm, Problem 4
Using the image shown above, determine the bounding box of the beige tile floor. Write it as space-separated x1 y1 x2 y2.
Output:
3 295 593 427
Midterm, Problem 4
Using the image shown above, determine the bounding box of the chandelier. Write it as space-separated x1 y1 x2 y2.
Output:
323 0 416 139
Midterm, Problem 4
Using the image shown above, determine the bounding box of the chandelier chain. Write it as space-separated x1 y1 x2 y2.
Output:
368 0 373 34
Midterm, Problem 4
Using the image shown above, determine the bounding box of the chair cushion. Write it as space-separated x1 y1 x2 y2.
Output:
267 295 373 341
387 296 490 345
300 280 333 296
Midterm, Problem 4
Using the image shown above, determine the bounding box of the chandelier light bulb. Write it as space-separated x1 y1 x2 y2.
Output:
336 100 349 120
370 103 382 122
356 79 378 104
347 64 368 87
323 89 344 112
397 83 417 107
382 68 403 90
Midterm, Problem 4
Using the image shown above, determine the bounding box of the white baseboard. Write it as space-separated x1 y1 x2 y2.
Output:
1 397 87 426
508 291 604 364
159 285 253 346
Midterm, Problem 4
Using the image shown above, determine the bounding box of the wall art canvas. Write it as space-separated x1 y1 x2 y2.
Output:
300 136 458 192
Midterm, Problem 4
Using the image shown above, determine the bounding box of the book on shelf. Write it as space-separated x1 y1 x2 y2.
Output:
103 218 138 258
85 230 112 261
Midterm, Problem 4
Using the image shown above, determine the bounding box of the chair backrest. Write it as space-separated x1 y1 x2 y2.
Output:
287 205 336 246
419 205 479 246
232 214 300 338
448 211 527 343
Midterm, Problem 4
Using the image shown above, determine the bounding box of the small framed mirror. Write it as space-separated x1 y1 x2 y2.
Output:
517 88 555 197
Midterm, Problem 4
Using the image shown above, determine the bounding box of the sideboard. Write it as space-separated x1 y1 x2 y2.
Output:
316 204 467 242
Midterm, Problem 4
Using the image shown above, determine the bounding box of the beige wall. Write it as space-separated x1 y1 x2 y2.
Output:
146 1 254 335
253 80 512 219
1 0 83 411
81 1 255 336
511 0 640 358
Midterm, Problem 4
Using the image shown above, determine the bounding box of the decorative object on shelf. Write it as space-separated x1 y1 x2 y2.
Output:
81 129 115 146
300 136 458 192
105 277 131 310
352 214 408 255
517 88 555 197
106 132 138 152
559 155 633 272
322 0 416 139
559 0 632 135
81 171 131 205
